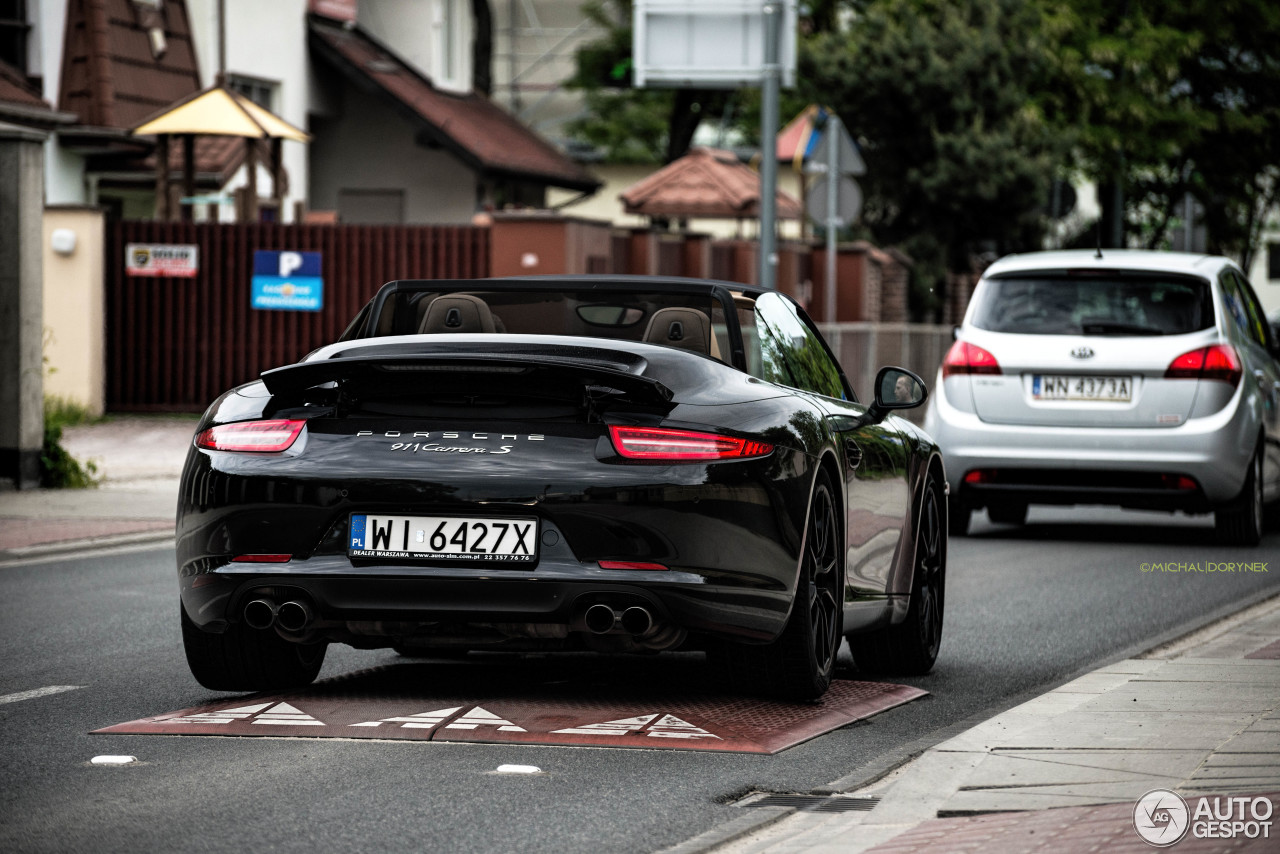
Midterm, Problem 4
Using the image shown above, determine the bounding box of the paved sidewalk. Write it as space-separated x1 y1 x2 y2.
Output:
0 416 193 561
706 595 1280 853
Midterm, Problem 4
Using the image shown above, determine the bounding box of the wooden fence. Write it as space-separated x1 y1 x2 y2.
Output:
106 221 489 411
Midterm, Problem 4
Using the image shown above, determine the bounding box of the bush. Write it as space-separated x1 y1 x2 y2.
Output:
39 397 101 489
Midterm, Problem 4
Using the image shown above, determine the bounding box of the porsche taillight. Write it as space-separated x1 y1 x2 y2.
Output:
196 419 306 452
608 426 774 461
1164 344 1242 387
941 340 1001 379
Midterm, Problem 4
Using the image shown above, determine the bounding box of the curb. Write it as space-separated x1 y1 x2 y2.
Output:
0 530 175 566
659 587 1280 854
653 807 795 854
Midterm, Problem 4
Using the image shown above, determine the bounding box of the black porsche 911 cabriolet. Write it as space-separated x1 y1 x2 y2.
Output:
178 276 947 700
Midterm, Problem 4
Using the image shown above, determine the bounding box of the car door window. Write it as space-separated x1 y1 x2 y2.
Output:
751 292 845 399
1220 272 1261 346
1230 271 1274 350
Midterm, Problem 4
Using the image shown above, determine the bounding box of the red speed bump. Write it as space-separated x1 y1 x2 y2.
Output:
95 679 926 754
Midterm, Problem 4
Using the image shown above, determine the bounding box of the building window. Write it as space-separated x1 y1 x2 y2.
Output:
0 0 28 72
228 74 278 111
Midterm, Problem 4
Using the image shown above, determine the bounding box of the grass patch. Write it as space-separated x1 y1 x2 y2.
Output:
40 397 102 488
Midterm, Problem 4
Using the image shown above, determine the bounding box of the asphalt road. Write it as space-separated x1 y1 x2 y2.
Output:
1 508 1277 854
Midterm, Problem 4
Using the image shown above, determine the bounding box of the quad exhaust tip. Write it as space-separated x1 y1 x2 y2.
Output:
620 606 653 636
584 603 616 634
243 598 276 630
276 600 313 633
583 603 655 635
243 597 314 633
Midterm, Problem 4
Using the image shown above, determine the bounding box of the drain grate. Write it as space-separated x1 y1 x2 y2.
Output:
737 794 881 813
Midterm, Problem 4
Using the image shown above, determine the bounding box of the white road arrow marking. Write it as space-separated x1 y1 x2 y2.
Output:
349 707 463 729
444 706 526 732
552 712 720 740
250 702 324 726
645 714 719 739
552 714 659 736
169 702 274 725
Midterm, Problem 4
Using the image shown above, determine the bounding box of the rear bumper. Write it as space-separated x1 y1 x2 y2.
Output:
925 378 1256 511
176 444 814 644
180 558 791 643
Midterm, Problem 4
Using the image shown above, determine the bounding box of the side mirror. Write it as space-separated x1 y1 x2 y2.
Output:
867 367 928 422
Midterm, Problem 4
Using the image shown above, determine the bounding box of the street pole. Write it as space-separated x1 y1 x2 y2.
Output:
758 2 781 290
216 0 226 86
824 113 840 323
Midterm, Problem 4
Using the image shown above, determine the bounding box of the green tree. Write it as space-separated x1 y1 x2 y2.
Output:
569 1 730 163
567 1 842 163
1049 1 1280 269
799 0 1068 317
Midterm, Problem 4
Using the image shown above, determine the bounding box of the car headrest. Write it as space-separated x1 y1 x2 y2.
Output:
418 294 497 334
643 307 712 355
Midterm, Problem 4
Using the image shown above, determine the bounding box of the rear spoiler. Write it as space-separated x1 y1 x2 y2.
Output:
260 352 674 405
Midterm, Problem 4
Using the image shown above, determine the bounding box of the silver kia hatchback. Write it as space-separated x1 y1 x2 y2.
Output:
924 250 1280 545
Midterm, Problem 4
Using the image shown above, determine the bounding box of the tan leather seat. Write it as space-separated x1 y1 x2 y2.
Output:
643 308 713 355
418 294 497 334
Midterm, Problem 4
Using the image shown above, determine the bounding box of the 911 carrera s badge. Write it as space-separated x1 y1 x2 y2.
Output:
356 431 543 455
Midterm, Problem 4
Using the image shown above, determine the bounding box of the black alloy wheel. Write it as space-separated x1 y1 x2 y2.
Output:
911 480 945 663
714 469 843 701
849 471 945 675
804 475 843 684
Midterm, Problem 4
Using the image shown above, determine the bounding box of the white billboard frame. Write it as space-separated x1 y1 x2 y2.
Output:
633 0 798 89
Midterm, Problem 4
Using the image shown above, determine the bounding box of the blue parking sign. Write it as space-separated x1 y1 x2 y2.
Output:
251 250 323 311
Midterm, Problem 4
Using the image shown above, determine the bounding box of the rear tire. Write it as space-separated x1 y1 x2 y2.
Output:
948 496 970 537
182 605 326 692
713 470 842 701
850 472 945 676
987 503 1027 526
1215 447 1263 547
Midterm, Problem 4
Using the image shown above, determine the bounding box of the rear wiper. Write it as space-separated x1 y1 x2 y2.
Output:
1080 321 1164 336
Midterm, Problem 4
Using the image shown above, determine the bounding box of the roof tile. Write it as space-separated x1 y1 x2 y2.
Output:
620 148 802 220
308 14 599 193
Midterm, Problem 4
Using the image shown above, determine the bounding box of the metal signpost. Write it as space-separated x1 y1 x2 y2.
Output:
803 113 866 321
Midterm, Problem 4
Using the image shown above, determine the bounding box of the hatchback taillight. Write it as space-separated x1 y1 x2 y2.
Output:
941 340 1001 379
196 419 306 452
608 426 774 461
1164 345 1242 387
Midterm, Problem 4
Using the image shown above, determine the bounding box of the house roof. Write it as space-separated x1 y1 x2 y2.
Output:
0 59 50 109
776 105 822 166
0 58 77 127
58 0 202 129
131 86 309 141
619 147 803 220
307 14 600 193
